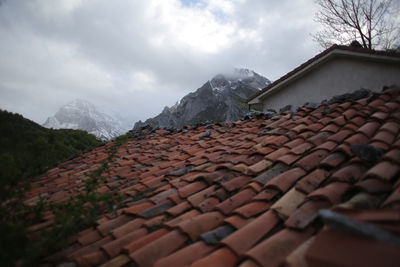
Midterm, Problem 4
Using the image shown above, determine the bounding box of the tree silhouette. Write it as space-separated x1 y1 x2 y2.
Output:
313 0 399 49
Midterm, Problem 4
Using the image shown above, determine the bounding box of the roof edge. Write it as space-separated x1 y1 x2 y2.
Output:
248 45 400 104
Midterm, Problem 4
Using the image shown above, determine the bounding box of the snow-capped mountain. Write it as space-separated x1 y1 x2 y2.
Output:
134 68 270 129
43 99 126 140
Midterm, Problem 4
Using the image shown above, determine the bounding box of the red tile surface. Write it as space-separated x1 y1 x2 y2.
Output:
245 228 315 267
154 241 215 267
20 86 400 267
306 229 400 267
130 230 188 267
221 211 280 255
307 182 351 204
191 247 238 267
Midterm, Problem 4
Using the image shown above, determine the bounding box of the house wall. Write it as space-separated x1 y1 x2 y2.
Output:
260 57 400 111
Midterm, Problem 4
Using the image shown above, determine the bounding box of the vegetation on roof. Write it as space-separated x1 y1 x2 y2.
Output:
0 110 131 265
0 109 121 265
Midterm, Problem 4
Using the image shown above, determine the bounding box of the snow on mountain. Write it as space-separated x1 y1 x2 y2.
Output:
134 68 270 130
43 99 126 140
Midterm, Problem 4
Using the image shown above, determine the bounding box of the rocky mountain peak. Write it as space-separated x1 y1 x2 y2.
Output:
43 99 126 140
134 69 270 130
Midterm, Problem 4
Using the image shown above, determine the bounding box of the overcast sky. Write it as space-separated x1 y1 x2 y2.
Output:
0 0 321 126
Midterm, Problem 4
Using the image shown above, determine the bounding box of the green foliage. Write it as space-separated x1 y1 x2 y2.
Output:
0 109 129 266
0 109 102 200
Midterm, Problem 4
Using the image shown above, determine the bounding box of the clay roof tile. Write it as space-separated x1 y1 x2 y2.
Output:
22 85 400 267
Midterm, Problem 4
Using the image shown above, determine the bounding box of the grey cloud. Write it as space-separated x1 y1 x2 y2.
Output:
0 0 320 125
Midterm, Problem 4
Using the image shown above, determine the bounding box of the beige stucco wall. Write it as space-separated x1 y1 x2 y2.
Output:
260 56 400 111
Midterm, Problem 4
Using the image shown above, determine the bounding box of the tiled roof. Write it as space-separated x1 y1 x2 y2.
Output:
247 45 400 104
24 86 400 267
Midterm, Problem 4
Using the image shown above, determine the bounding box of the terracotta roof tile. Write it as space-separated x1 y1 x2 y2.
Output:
187 185 217 206
357 121 381 137
245 227 315 267
130 230 188 267
164 209 200 228
177 211 224 241
215 188 257 215
221 175 253 192
77 228 102 246
383 149 400 163
328 164 366 183
265 147 291 161
154 241 215 267
254 163 290 185
320 152 347 168
221 211 280 255
265 167 307 193
363 161 400 181
354 178 393 194
75 250 108 267
99 254 130 267
123 228 168 255
233 201 271 218
307 182 352 204
97 215 133 236
111 218 144 239
22 86 400 267
177 181 207 198
102 228 147 258
191 247 238 267
123 202 154 215
285 200 331 229
382 186 400 208
305 228 400 267
295 150 329 171
224 215 253 229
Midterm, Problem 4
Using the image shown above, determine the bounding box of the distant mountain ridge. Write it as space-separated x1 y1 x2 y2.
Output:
43 99 125 140
134 68 270 129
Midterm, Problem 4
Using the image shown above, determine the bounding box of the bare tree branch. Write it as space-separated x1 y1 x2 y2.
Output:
313 0 399 49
